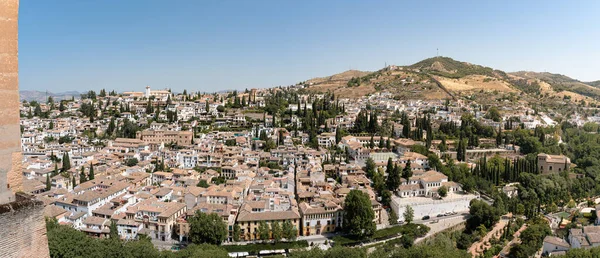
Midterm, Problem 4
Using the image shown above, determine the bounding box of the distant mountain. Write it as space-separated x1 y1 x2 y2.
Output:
20 90 81 102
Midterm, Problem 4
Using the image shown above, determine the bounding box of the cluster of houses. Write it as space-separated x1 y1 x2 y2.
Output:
19 87 575 245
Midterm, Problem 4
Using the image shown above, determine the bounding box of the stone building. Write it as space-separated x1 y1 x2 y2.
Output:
137 129 193 149
538 153 571 174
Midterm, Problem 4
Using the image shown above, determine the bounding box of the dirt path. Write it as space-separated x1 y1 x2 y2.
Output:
468 219 508 257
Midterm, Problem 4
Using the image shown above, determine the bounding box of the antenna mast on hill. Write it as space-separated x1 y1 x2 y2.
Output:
437 48 439 57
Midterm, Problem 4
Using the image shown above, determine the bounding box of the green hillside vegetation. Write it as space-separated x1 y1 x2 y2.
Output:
586 80 600 88
408 56 507 79
512 71 600 99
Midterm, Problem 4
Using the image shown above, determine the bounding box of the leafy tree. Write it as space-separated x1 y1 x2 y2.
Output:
381 190 392 206
404 205 414 224
109 220 119 240
519 136 541 155
271 221 282 242
485 106 501 122
437 185 448 198
365 158 376 178
400 234 414 248
233 224 241 242
439 136 448 152
188 211 227 245
467 199 499 231
125 158 139 167
509 218 551 258
197 180 209 188
343 190 376 238
258 221 270 241
282 220 297 241
175 244 229 258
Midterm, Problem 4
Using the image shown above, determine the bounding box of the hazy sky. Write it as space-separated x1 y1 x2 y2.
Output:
19 0 600 93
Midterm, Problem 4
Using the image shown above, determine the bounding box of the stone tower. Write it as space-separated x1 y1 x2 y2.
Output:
0 0 22 204
0 1 50 257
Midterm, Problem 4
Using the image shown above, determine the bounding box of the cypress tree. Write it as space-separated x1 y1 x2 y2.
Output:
402 159 412 180
80 166 87 184
62 153 71 172
387 163 401 191
46 175 51 191
89 164 95 180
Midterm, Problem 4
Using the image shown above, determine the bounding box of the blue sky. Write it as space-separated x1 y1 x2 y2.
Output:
19 0 600 93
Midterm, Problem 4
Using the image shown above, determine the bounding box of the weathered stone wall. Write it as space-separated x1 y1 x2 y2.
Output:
0 0 22 204
0 1 49 257
0 193 49 258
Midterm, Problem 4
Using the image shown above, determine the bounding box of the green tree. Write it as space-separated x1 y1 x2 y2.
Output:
46 175 51 191
109 220 119 240
437 185 448 198
467 199 499 231
485 106 501 122
404 205 414 224
402 159 412 180
126 158 139 167
62 153 71 172
365 158 376 178
88 164 95 180
271 221 282 242
258 221 270 241
188 211 227 245
53 162 59 177
343 190 376 238
282 220 297 241
381 189 392 206
79 166 87 184
176 244 229 258
197 180 209 188
387 163 401 191
233 224 241 242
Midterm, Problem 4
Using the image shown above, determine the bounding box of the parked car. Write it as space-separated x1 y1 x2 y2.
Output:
422 215 430 220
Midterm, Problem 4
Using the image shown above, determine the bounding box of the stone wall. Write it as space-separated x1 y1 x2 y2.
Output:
0 0 22 204
0 193 50 258
0 1 50 257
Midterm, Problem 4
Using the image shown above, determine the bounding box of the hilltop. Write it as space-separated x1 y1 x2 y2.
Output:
301 56 600 103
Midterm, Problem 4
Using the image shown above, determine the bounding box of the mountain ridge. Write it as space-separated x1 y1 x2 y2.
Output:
301 56 600 102
20 90 81 102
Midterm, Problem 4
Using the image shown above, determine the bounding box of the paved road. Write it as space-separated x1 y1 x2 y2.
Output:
415 214 470 244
